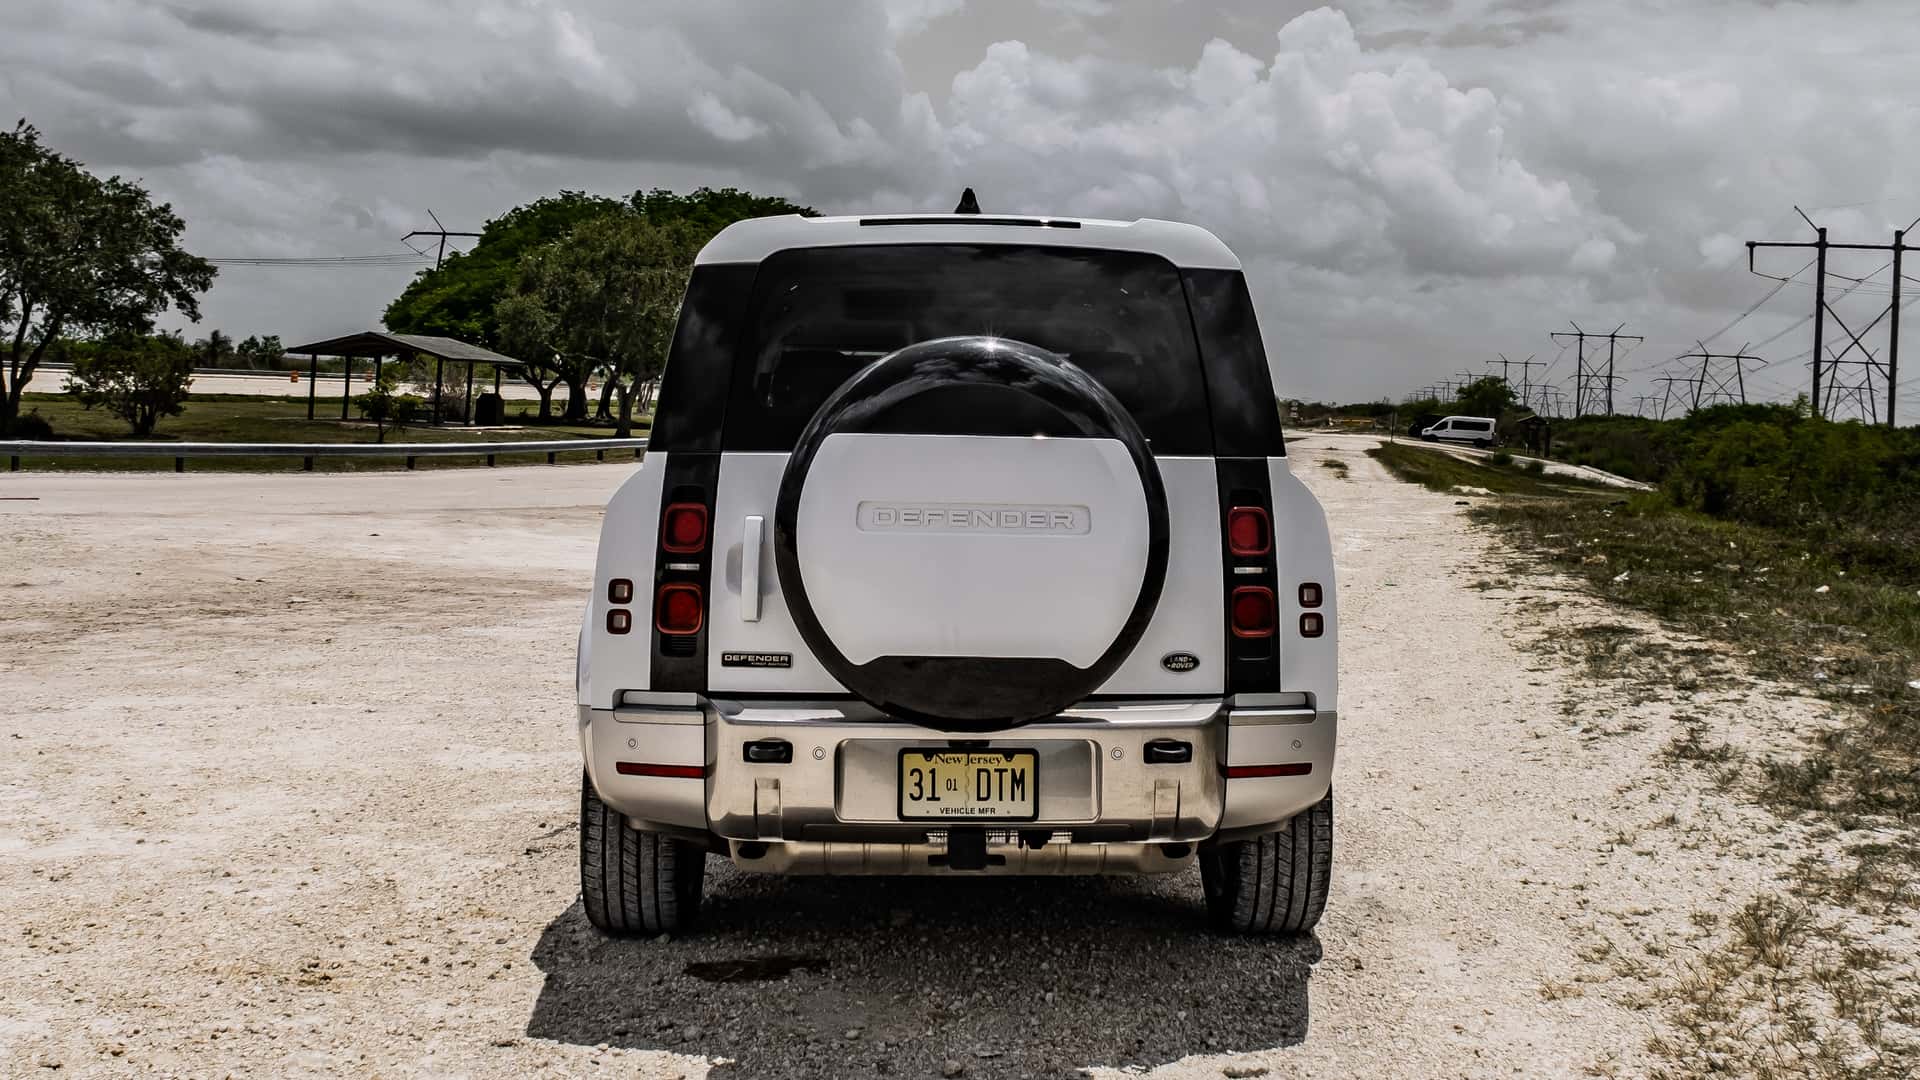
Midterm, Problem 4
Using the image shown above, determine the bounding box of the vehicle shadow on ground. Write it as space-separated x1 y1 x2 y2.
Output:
526 862 1319 1078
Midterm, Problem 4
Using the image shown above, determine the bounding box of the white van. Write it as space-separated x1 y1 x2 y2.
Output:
1420 415 1498 448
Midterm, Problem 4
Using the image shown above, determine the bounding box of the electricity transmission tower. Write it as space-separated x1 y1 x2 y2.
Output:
1550 322 1642 416
1652 374 1688 419
1748 209 1916 424
403 209 482 269
1678 341 1765 409
1497 353 1544 408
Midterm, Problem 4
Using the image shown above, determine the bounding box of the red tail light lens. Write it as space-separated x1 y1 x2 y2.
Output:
661 503 708 553
655 584 704 635
1230 586 1276 638
1228 506 1271 556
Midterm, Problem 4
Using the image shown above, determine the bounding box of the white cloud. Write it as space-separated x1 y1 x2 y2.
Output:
5 0 1917 405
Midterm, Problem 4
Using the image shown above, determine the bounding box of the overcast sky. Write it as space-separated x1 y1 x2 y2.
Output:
4 0 1917 410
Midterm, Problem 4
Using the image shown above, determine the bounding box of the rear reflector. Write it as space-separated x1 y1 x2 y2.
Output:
661 503 709 553
655 584 704 635
606 609 632 635
1300 612 1325 638
1230 586 1276 638
1228 506 1271 556
1298 581 1322 608
608 578 634 604
1226 763 1313 779
614 762 705 779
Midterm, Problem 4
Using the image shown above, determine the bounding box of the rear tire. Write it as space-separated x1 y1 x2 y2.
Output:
1200 790 1332 935
580 772 705 936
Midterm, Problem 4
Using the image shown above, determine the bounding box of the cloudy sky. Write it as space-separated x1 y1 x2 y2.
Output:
4 0 1917 411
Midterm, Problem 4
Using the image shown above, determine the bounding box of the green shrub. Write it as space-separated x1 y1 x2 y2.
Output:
11 409 53 439
1522 458 1545 474
1489 450 1514 467
64 332 195 436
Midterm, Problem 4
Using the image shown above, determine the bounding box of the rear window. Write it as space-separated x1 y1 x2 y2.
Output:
722 244 1213 453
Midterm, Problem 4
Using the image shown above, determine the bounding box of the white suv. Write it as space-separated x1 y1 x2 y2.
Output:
575 210 1338 936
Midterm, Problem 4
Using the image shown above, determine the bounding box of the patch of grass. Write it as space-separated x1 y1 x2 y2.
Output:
7 392 646 472
1489 449 1514 467
1473 491 1920 820
1367 441 1614 498
1639 895 1920 1079
1318 458 1350 478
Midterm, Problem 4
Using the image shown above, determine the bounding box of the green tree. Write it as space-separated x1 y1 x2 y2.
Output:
496 215 702 439
1456 376 1517 419
64 332 196 436
354 363 420 443
235 334 284 369
198 328 234 367
387 186 812 421
0 121 215 434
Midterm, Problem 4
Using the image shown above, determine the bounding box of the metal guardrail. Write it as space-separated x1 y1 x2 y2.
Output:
3 438 647 472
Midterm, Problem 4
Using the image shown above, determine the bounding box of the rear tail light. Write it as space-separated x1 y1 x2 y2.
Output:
661 503 709 553
1226 762 1312 779
615 761 705 779
1228 506 1271 556
655 584 704 635
1230 586 1276 638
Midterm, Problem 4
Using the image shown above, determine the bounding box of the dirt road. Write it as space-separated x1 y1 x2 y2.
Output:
0 437 1807 1078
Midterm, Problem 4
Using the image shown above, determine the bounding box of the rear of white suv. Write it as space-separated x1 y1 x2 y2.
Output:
576 212 1338 936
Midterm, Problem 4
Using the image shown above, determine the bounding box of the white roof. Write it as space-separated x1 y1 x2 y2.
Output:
695 213 1242 270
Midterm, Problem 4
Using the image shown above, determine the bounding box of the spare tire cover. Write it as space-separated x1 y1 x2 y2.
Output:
773 336 1169 730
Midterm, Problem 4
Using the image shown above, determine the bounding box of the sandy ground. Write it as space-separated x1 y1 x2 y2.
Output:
0 437 1868 1078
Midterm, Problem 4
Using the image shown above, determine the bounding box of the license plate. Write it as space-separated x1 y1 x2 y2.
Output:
898 749 1038 821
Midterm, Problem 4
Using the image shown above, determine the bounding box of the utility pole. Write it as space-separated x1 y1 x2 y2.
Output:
1749 209 1915 423
403 209 483 270
1550 322 1642 417
1631 395 1656 418
1677 341 1765 409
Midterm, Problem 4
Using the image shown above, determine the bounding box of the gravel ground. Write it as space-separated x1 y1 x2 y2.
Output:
0 438 1832 1078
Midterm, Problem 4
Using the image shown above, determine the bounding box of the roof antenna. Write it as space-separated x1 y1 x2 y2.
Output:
954 188 981 214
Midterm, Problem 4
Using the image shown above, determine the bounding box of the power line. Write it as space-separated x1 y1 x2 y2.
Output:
403 209 483 269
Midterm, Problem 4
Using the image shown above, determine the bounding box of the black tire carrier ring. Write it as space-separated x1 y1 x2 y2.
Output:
772 336 1171 730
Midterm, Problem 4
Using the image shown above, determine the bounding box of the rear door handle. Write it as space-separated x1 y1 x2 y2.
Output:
1143 740 1192 765
742 515 764 622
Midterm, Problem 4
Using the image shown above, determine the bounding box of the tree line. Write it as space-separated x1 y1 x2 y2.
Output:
1 118 810 441
383 186 812 434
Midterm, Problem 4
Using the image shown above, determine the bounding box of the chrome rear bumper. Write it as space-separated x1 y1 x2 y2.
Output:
579 694 1335 874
